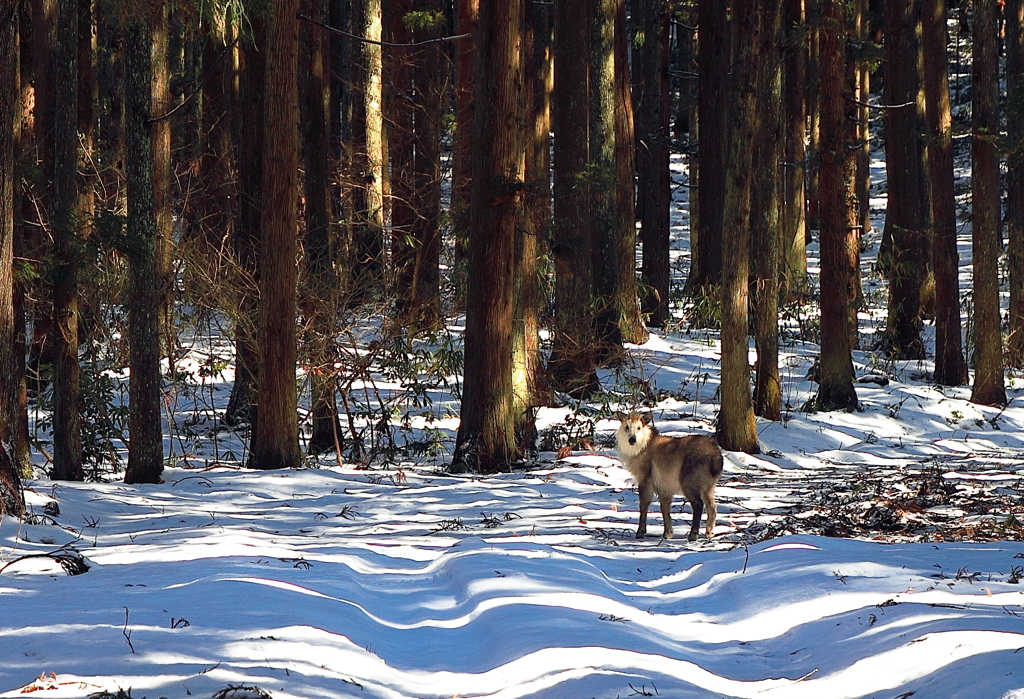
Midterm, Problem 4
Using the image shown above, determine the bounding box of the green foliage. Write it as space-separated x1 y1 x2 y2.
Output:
403 10 444 33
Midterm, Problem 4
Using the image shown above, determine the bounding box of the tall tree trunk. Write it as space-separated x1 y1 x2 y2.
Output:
224 16 265 429
782 0 808 298
633 0 671 327
14 3 30 476
613 0 646 345
813 0 859 411
717 0 760 454
50 0 83 480
409 1 443 328
690 0 728 294
854 0 872 242
970 0 1006 406
301 0 342 455
589 0 622 356
352 0 385 299
450 0 478 281
923 0 968 384
881 0 927 359
249 0 301 469
124 9 163 485
805 1 821 232
452 0 524 473
152 1 173 378
550 0 598 396
752 0 783 421
1 0 25 516
514 0 552 447
388 0 416 313
1007 0 1024 367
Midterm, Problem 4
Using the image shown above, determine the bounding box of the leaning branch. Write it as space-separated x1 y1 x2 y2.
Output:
148 35 240 125
297 13 470 47
844 95 914 111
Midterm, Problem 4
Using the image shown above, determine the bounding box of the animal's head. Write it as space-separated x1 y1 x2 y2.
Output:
615 412 653 455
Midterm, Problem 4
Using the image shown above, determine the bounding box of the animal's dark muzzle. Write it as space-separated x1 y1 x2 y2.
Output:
628 436 636 445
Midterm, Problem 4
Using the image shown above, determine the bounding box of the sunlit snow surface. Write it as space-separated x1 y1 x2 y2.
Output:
2 459 1023 699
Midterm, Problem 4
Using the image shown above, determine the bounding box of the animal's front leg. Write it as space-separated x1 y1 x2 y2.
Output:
658 493 675 539
637 484 653 538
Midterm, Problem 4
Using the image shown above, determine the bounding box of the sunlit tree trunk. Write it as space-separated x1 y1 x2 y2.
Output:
151 0 173 361
514 0 551 448
812 0 858 411
352 0 385 298
249 0 301 469
124 7 163 485
1 0 25 516
717 0 760 454
453 0 525 473
970 0 1006 406
450 0 478 280
923 0 967 384
782 0 807 298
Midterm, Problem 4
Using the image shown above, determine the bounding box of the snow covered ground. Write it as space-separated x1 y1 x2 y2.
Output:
3 147 1024 697
3 319 1024 698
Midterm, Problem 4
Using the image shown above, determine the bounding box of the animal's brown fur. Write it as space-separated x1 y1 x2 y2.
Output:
615 412 723 541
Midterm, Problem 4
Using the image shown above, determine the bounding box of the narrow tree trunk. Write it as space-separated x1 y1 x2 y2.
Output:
50 0 83 480
124 10 163 485
882 0 927 359
249 0 301 469
388 0 417 313
224 16 265 429
752 1 783 421
589 0 621 357
450 0 478 277
970 0 1007 406
1007 0 1024 367
302 0 342 455
813 0 859 411
1 0 25 516
514 0 551 448
453 0 524 473
410 2 443 328
782 0 808 298
550 0 598 396
923 0 968 384
854 0 872 242
633 0 671 327
352 0 385 299
613 0 646 345
805 2 821 233
690 0 728 294
152 2 173 372
717 0 760 454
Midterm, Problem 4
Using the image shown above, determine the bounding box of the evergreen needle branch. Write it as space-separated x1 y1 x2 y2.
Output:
298 13 470 47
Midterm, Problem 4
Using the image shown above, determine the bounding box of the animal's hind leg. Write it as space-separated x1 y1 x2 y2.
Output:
687 494 704 541
703 489 717 538
658 493 674 539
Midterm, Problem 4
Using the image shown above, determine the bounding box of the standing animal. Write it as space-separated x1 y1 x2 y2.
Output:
615 412 723 541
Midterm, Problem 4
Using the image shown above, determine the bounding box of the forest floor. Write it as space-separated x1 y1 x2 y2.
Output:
2 154 1024 697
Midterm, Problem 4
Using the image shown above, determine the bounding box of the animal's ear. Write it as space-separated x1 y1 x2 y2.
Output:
614 411 626 421
640 412 653 425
